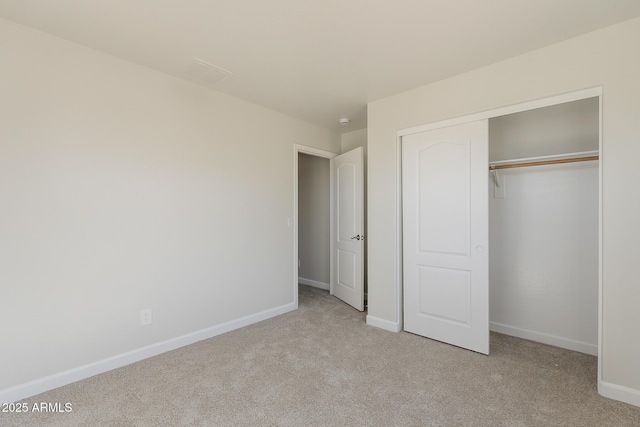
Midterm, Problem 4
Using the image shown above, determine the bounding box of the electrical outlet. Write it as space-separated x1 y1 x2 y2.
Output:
140 309 152 326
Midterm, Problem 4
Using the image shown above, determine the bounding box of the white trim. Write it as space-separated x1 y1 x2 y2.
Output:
366 315 402 333
599 381 640 408
294 144 337 159
298 277 330 291
395 87 603 363
395 133 404 330
0 302 296 404
330 157 335 296
490 322 597 356
597 93 604 389
293 144 337 306
397 87 602 137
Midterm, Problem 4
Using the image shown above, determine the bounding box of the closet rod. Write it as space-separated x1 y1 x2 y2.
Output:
489 155 599 171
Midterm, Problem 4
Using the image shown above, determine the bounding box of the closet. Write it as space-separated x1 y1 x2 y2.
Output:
488 97 599 355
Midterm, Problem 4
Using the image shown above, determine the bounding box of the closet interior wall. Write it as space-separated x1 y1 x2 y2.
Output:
488 98 599 355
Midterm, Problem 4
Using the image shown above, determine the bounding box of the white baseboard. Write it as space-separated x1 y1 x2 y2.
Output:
490 321 597 356
298 277 330 291
599 380 640 408
366 315 402 332
0 302 296 404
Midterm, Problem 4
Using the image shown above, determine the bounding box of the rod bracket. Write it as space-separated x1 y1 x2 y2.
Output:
490 167 501 188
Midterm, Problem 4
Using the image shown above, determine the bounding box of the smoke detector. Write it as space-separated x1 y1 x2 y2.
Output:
339 118 351 125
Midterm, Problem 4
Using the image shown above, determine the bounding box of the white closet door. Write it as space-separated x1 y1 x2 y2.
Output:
402 120 489 354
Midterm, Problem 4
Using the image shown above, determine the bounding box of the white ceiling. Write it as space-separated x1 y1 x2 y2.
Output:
1 1 639 132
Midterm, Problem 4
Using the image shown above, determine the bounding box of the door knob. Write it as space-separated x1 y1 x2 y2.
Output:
351 235 361 240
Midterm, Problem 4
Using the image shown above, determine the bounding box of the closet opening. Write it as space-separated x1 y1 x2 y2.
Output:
397 87 602 365
488 97 600 356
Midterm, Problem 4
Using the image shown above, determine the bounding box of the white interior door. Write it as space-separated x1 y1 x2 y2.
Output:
333 147 364 311
402 120 489 354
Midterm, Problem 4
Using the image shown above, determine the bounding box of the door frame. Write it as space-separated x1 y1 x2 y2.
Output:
293 144 337 308
395 87 603 372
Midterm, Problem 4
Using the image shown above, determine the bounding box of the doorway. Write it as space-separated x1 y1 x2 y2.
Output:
293 144 336 309
293 144 365 311
297 152 331 291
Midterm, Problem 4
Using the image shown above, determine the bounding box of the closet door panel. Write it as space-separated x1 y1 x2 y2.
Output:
416 141 470 258
403 120 489 355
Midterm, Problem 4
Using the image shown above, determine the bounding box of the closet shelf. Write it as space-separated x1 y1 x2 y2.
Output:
489 150 599 171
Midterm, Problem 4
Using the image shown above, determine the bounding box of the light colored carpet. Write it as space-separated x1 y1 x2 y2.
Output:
3 285 640 426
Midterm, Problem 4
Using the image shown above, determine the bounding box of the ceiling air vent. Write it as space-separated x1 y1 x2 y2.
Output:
182 58 233 86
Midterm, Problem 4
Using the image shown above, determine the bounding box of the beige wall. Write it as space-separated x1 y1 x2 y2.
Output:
298 153 330 285
341 128 367 155
367 17 640 397
0 18 339 392
489 98 599 161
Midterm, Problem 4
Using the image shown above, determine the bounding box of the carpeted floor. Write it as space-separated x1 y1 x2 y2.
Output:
3 284 640 426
